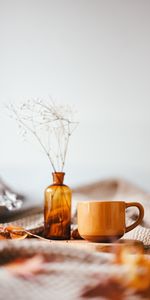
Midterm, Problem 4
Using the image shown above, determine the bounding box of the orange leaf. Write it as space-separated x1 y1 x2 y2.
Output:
5 255 46 279
0 225 27 240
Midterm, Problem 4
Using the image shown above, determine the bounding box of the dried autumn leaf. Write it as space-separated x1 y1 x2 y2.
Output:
0 225 50 241
8 226 28 240
114 243 150 292
5 255 45 279
0 226 10 239
0 225 27 240
0 234 8 240
81 278 125 300
114 244 143 265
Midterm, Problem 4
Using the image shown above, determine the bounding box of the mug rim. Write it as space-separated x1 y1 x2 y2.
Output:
77 200 125 204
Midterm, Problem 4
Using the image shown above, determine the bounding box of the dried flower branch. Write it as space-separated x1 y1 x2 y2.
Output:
7 98 78 171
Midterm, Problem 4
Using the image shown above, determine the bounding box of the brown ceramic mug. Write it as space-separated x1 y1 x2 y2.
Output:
77 201 144 242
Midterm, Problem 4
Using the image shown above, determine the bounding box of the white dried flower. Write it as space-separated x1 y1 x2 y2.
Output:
8 98 78 172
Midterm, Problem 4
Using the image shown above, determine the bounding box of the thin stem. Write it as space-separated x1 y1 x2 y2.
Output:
25 230 52 242
12 107 56 172
61 122 70 171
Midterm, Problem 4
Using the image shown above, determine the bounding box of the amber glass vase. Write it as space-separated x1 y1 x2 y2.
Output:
44 172 71 240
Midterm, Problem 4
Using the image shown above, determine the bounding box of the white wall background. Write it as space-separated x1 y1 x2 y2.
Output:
0 0 150 198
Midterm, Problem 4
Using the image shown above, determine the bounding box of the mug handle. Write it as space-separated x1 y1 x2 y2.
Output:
125 202 144 233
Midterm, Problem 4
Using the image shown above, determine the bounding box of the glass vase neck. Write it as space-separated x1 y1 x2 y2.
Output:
52 172 65 185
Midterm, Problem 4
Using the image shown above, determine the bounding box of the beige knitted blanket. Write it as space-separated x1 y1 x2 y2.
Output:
0 239 149 300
